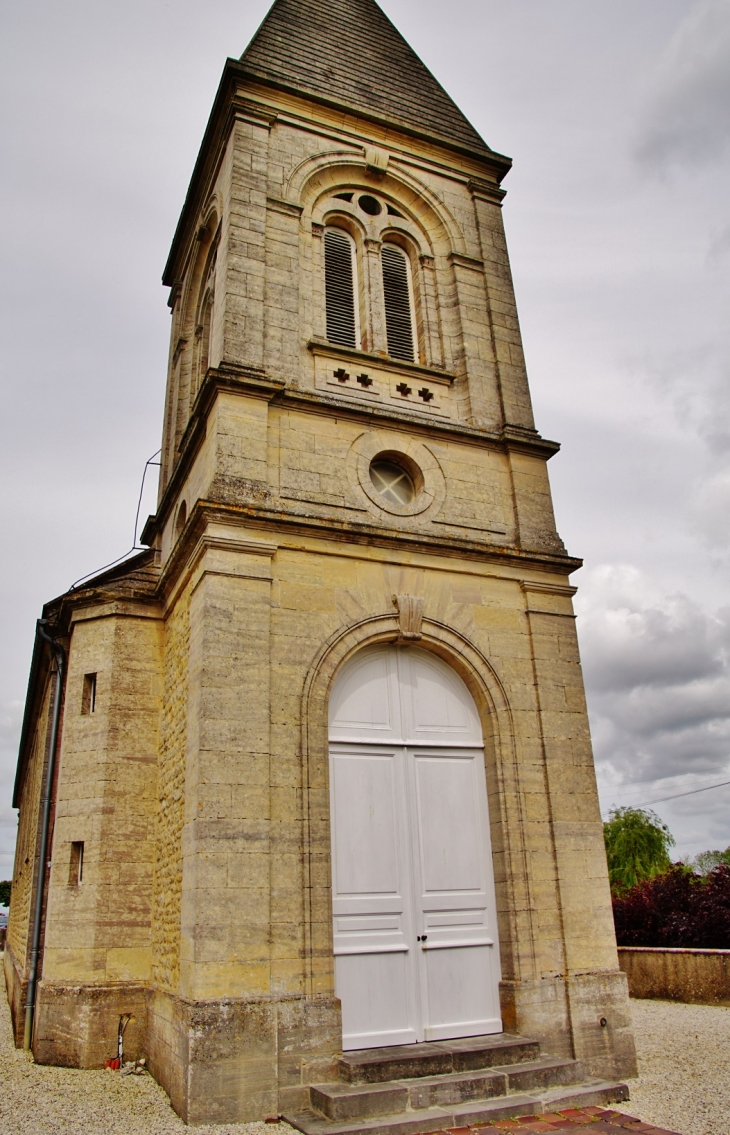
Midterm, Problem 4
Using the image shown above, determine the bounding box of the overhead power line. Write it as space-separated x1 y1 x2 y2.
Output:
637 779 730 808
602 777 730 816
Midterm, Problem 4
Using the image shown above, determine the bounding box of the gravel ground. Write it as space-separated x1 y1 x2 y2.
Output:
0 989 295 1135
0 991 728 1135
622 999 730 1135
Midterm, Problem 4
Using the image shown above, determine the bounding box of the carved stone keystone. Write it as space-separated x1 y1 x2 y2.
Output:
392 594 425 641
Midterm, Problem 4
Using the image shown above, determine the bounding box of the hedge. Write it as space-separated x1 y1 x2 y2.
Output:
612 863 730 948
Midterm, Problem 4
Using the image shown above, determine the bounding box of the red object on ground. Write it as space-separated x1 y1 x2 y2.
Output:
439 1108 683 1134
105 1057 121 1070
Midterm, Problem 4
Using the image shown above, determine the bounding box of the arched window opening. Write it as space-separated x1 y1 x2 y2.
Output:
324 227 359 349
193 291 213 399
175 501 187 540
381 244 417 362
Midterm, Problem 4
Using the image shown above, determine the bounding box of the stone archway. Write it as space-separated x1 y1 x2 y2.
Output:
299 612 537 1015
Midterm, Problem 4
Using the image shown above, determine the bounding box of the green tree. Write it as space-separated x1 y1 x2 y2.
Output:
603 807 675 893
689 847 730 876
0 880 10 907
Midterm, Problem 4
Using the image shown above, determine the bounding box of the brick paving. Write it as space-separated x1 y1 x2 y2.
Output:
433 1109 682 1135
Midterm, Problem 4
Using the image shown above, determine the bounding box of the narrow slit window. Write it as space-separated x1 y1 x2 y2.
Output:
381 244 416 363
324 228 358 349
70 841 84 886
82 673 97 715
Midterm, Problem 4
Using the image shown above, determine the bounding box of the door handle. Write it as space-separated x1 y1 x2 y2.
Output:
416 934 428 942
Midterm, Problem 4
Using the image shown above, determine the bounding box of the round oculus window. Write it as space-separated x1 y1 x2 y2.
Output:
369 458 415 506
358 194 382 216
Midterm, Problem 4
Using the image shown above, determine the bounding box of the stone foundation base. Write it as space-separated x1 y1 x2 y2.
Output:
500 969 637 1080
146 990 342 1124
33 981 148 1067
4 946 148 1068
4 943 27 1047
3 967 635 1122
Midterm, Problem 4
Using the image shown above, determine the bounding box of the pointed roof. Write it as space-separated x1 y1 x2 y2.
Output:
240 0 491 156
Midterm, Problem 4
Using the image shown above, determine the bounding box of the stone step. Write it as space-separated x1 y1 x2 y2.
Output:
284 1079 629 1135
499 1055 585 1093
311 1069 507 1121
538 1079 631 1113
311 1056 583 1121
337 1034 541 1084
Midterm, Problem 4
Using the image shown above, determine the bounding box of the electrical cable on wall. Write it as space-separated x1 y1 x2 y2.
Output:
69 450 161 590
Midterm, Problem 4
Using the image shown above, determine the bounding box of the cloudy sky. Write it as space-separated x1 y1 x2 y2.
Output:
1 0 728 878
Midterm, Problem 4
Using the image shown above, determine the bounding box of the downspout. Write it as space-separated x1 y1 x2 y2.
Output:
23 620 66 1051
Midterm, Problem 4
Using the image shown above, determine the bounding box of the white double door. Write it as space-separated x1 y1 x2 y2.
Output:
328 646 502 1051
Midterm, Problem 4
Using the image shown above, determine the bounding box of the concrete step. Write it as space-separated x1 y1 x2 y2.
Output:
538 1078 631 1112
336 1034 541 1084
311 1069 507 1120
284 1079 629 1135
500 1055 585 1093
311 1056 582 1120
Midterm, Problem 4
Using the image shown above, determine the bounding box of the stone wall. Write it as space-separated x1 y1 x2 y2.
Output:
7 675 54 967
5 662 56 1044
151 586 191 993
618 947 730 1005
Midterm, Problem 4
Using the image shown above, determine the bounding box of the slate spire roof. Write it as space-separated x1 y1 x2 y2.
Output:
240 0 490 155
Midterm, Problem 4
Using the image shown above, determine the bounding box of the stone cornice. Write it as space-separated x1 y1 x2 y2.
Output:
468 178 507 206
448 252 485 272
279 384 561 458
501 425 561 459
235 63 512 178
143 363 561 549
141 365 285 545
164 499 581 583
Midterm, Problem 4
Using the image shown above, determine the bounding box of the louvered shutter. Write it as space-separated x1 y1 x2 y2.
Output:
324 228 358 349
382 245 416 362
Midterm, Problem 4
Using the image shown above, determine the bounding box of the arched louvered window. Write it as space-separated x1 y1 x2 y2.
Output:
381 244 416 363
324 227 359 349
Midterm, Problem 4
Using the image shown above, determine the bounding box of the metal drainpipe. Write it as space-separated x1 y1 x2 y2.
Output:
23 620 66 1051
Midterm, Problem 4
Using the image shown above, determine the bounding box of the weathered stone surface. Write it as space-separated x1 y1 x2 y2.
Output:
33 982 147 1068
6 0 635 1122
619 946 730 1006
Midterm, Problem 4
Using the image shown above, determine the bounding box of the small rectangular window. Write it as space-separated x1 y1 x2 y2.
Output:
69 841 84 886
81 673 97 715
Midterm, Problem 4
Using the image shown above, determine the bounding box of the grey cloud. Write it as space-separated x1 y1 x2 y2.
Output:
577 566 730 795
691 469 730 549
708 222 730 263
635 0 730 168
576 566 729 691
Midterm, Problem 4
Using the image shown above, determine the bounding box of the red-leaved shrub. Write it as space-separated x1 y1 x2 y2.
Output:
612 863 730 948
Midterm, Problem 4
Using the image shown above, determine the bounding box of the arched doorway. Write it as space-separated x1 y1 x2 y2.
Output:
328 645 502 1051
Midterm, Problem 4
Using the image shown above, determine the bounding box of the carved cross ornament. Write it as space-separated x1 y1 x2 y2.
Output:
392 594 425 642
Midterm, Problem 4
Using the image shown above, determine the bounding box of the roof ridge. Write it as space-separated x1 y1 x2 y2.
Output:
240 0 490 155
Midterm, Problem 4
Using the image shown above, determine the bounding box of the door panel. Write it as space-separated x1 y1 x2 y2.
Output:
404 651 482 746
328 647 502 1049
328 648 401 743
410 749 501 1040
330 750 401 899
412 754 485 894
336 950 418 1049
421 941 502 1040
329 746 419 1049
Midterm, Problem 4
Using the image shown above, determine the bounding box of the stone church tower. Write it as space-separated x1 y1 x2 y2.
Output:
7 0 636 1126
